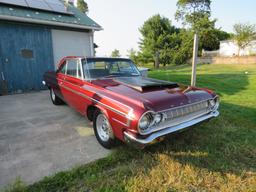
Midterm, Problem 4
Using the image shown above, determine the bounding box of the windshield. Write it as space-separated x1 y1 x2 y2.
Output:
82 58 141 79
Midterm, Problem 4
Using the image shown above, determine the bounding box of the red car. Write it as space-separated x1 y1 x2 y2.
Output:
43 56 219 149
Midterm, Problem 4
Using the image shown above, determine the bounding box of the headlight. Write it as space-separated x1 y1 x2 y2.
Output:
209 100 215 108
209 97 219 111
139 112 153 132
154 113 162 124
138 112 164 134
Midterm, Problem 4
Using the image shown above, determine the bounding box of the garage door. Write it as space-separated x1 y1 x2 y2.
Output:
51 29 92 68
0 22 54 94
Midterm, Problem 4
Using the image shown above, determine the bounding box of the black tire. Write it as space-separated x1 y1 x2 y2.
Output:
50 88 63 105
93 110 115 149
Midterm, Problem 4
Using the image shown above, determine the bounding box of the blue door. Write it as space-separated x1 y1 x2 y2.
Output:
0 22 54 94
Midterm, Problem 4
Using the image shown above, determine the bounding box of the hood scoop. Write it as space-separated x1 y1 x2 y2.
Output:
114 77 179 92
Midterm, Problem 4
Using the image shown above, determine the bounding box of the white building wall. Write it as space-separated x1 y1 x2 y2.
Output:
51 29 93 68
220 40 256 56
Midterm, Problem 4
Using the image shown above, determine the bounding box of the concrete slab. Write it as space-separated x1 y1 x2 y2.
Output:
0 91 110 187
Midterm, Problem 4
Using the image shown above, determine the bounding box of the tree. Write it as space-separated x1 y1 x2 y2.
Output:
175 1 231 52
77 0 88 13
137 50 154 65
175 0 212 85
127 49 138 63
111 49 121 58
216 30 232 42
175 0 211 31
233 23 256 55
139 14 178 68
194 16 231 51
171 30 194 65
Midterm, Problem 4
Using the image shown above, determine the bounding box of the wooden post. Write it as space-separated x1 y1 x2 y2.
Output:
191 33 199 86
155 51 160 68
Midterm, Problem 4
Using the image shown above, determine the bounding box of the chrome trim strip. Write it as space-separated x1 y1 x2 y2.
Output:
124 111 219 145
60 84 128 118
112 118 129 127
59 77 139 112
96 92 134 113
79 58 85 81
57 77 134 118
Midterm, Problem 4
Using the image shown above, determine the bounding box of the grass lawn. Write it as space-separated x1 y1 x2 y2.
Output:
4 64 256 192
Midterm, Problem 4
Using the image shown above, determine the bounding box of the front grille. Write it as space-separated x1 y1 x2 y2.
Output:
164 100 209 120
146 100 211 135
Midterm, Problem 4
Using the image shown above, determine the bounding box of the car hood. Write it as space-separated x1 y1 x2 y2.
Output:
90 77 214 112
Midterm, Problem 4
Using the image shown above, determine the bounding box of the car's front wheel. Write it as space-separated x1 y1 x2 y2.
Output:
50 88 63 105
93 110 115 149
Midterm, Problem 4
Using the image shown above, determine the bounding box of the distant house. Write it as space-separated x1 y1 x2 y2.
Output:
0 0 102 94
219 40 256 56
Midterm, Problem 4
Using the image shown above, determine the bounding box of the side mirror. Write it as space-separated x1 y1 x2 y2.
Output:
138 67 149 77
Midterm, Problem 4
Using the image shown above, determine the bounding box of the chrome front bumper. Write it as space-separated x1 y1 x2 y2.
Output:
124 111 219 146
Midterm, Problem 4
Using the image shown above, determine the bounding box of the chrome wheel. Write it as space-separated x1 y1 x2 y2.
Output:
51 88 56 101
96 114 110 142
50 88 63 105
93 110 116 149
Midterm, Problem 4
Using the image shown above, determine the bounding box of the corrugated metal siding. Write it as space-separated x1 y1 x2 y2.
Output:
0 22 54 93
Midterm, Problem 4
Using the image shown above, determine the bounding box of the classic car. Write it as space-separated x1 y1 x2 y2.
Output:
43 56 219 149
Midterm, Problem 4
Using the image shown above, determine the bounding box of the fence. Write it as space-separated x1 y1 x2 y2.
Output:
197 56 256 64
202 50 219 57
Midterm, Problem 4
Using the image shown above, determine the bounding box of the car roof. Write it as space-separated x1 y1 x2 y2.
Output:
58 56 132 68
62 56 131 60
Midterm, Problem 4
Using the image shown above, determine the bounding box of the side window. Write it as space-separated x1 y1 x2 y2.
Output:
118 62 135 73
109 63 119 73
66 59 83 79
58 61 67 74
66 59 78 77
94 62 106 69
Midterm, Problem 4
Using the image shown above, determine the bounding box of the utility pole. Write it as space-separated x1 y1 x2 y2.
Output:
191 33 199 86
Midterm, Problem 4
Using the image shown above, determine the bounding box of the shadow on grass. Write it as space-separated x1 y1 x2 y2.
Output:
149 73 250 96
146 102 256 175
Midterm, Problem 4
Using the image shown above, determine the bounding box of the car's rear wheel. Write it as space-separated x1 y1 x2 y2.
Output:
50 88 63 105
93 110 115 149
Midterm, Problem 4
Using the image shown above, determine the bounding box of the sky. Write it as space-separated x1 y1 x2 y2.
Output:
85 0 256 57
